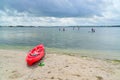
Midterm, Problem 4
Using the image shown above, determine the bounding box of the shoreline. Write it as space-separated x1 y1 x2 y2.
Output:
0 49 120 80
0 45 120 60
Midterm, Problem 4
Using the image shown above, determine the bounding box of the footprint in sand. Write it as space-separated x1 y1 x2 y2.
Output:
9 70 23 79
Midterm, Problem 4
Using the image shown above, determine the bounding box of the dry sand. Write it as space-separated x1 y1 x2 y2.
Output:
0 49 120 80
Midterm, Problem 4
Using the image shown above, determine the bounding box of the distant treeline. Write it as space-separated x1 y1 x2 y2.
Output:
69 25 120 27
0 25 120 27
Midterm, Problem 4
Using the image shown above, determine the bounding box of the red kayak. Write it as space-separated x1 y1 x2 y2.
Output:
26 44 45 66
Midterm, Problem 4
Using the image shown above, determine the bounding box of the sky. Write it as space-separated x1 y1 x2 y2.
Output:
0 0 120 26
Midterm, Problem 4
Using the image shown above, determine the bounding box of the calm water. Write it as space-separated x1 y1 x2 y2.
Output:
0 27 120 60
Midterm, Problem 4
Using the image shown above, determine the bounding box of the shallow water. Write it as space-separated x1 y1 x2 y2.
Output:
0 26 120 60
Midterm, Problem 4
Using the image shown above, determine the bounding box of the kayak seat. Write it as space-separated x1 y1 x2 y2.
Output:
30 51 40 56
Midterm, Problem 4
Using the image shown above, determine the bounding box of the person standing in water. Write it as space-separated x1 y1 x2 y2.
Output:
59 28 61 31
78 27 80 30
91 28 95 32
63 28 65 31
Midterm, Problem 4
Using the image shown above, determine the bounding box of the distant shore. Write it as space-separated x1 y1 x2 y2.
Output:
1 25 120 28
0 49 120 80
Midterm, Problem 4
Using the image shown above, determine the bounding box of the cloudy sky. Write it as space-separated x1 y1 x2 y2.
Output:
0 0 120 26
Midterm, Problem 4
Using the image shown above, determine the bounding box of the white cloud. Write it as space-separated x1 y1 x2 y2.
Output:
0 9 95 26
0 9 112 26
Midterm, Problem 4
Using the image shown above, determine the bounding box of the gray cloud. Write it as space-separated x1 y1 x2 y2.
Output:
0 0 120 26
0 0 105 17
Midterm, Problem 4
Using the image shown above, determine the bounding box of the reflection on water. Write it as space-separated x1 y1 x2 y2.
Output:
0 27 120 59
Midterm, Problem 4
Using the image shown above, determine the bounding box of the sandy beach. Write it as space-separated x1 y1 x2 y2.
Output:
0 49 120 80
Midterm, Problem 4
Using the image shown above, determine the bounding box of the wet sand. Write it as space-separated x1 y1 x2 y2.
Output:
0 49 120 80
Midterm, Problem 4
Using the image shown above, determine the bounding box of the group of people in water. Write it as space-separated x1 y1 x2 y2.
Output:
59 28 65 31
59 27 96 32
